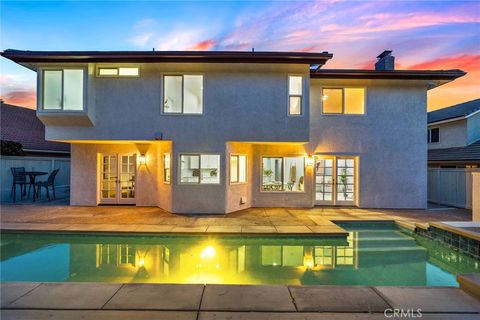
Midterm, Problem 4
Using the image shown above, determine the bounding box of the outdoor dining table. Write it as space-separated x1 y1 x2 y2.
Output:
23 171 47 202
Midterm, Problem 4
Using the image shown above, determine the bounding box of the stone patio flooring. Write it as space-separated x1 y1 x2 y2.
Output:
0 204 472 235
1 282 479 319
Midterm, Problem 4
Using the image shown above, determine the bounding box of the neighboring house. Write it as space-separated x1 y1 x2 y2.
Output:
1 102 70 157
427 99 480 168
1 49 465 213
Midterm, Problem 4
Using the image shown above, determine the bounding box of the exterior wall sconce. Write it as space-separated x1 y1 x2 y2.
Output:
306 155 315 166
138 154 146 165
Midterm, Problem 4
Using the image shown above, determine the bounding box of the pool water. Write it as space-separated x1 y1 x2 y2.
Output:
1 223 478 286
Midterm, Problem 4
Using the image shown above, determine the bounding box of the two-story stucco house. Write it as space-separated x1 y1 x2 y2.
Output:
428 99 480 168
1 49 465 214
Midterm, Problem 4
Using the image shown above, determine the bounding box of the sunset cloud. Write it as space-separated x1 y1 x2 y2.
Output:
187 39 216 51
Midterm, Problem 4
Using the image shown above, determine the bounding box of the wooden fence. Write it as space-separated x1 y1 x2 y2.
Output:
428 168 480 209
1 156 70 203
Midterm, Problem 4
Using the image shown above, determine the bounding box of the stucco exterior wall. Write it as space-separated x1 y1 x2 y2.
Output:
70 142 163 207
225 142 254 213
308 79 428 209
428 119 467 149
44 63 310 144
467 112 480 145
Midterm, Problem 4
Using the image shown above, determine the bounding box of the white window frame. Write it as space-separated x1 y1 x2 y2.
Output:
178 153 221 185
96 66 140 77
260 155 306 193
288 75 303 116
230 154 247 184
321 87 366 115
163 153 171 184
41 67 87 111
162 74 204 115
428 127 440 144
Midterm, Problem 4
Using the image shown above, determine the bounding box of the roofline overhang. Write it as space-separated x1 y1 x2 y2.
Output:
310 69 466 80
1 49 333 68
428 116 466 126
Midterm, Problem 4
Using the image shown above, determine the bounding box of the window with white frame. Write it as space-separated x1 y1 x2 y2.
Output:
428 127 440 143
163 75 203 114
230 155 247 183
43 69 84 110
180 154 219 184
322 88 365 114
288 76 302 115
163 153 171 184
262 156 304 192
97 67 139 77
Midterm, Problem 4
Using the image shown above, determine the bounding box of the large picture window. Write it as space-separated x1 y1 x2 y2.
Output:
163 75 203 114
322 88 365 114
180 154 219 184
262 156 304 192
230 155 247 183
43 69 84 110
288 76 302 115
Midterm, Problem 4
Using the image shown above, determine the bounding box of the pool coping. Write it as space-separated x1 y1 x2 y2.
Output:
1 282 479 317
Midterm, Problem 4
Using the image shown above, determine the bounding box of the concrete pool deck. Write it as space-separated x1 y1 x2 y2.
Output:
0 205 473 236
1 282 479 319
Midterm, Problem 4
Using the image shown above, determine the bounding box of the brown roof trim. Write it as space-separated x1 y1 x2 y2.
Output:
310 69 466 80
1 49 333 65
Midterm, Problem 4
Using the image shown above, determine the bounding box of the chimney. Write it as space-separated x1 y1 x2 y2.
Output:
375 50 394 70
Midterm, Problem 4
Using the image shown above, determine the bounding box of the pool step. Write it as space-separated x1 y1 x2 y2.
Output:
356 237 417 248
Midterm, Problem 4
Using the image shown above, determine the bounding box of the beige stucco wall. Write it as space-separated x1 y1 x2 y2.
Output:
225 142 254 213
308 79 428 209
428 119 467 149
70 142 166 207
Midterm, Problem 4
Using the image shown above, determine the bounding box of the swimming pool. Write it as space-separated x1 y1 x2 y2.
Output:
1 223 478 286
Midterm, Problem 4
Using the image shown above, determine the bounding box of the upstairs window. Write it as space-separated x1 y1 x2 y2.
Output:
322 88 365 114
163 75 203 114
428 127 440 143
43 69 84 110
288 76 302 115
97 67 139 77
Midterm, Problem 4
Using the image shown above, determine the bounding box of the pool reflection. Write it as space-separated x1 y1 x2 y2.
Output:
1 228 478 286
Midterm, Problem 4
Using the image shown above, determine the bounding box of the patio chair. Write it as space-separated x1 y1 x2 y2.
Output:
10 167 31 202
35 169 59 201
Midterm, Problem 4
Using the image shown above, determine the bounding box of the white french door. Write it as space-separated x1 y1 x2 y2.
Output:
100 154 136 204
315 156 356 206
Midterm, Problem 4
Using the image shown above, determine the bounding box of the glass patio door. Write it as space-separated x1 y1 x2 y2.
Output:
100 154 136 204
315 156 356 206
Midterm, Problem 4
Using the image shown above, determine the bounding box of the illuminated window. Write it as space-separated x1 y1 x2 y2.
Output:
314 246 333 266
43 69 84 110
164 153 171 184
262 156 304 192
164 75 203 114
180 154 219 184
428 127 440 143
230 155 247 183
322 88 365 114
288 76 302 115
97 67 139 77
336 232 354 265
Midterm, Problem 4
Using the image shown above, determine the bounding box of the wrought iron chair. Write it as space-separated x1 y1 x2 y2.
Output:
35 169 59 201
10 167 31 202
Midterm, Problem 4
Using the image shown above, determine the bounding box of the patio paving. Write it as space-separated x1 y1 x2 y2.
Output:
0 204 472 236
1 282 479 320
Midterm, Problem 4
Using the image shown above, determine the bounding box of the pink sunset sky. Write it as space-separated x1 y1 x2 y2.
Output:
1 1 479 111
